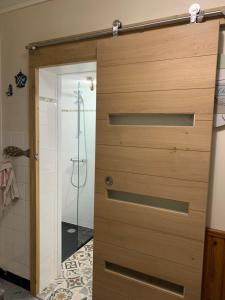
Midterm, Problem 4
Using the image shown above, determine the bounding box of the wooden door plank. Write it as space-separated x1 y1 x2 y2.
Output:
93 281 131 300
30 39 97 68
98 21 219 66
94 193 205 241
96 120 212 151
94 263 200 300
98 55 217 94
96 145 211 182
95 217 204 269
95 169 208 211
94 240 202 295
96 89 215 117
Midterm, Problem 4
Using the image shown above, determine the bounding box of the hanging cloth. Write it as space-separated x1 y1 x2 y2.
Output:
0 160 19 216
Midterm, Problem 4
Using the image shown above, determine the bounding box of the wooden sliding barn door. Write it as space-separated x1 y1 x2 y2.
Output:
93 21 219 300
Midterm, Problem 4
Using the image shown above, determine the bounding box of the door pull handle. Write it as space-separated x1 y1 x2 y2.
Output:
105 176 113 186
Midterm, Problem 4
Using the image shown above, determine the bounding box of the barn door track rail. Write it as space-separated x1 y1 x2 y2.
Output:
26 4 225 50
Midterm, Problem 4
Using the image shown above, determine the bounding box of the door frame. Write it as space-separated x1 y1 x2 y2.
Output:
29 40 97 295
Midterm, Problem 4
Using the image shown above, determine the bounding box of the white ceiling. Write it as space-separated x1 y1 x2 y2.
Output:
0 0 50 14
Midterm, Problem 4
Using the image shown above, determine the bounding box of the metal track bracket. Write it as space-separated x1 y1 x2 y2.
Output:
112 19 122 37
189 3 204 23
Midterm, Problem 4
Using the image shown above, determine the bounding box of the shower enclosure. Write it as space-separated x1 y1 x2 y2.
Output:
60 68 96 262
39 62 96 291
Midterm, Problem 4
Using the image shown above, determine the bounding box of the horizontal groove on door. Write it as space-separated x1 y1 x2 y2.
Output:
105 261 184 297
109 113 194 126
107 190 189 214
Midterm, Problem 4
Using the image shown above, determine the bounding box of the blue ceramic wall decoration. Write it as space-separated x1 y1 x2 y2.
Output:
15 71 27 88
6 84 13 96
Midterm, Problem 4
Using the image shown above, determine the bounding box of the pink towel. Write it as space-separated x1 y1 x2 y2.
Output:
0 160 19 215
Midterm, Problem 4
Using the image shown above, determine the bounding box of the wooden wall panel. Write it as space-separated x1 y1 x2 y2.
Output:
202 229 225 300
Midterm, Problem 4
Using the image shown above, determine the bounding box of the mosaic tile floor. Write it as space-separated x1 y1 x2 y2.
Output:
39 240 93 300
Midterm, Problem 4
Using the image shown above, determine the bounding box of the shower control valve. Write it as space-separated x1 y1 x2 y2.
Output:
105 176 113 186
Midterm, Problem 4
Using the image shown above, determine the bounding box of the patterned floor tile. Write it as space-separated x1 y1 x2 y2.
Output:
39 240 93 300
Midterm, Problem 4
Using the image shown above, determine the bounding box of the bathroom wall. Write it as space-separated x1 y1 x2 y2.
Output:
0 140 30 279
0 0 225 279
208 54 225 232
209 127 225 231
39 69 58 290
61 73 96 229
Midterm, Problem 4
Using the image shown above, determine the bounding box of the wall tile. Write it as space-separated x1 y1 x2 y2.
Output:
39 69 58 291
0 129 30 279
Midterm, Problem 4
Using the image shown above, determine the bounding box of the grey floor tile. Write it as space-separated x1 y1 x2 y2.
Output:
0 279 38 300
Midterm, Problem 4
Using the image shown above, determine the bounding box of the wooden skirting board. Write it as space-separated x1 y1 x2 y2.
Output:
202 228 225 300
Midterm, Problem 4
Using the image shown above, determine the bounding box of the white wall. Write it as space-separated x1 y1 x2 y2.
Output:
208 55 225 232
39 69 58 291
0 0 225 280
61 73 96 229
209 128 225 230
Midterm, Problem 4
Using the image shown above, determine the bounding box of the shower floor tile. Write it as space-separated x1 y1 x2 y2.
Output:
39 239 93 300
62 222 93 262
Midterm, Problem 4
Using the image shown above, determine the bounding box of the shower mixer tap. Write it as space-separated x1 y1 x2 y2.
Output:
70 158 86 163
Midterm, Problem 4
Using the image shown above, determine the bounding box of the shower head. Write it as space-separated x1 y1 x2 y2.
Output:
86 76 94 91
